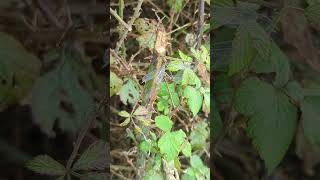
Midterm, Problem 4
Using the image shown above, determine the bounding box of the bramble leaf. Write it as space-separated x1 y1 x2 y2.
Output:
301 97 320 145
158 130 186 161
184 86 203 116
235 78 297 173
155 115 173 132
73 141 108 171
26 155 65 176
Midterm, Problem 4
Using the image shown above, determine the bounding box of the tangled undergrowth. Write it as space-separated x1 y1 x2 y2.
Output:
110 0 210 179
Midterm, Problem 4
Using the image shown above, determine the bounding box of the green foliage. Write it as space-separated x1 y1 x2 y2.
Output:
26 155 65 176
301 97 320 144
0 32 40 110
182 155 210 180
155 115 173 132
235 78 297 173
212 1 320 174
110 71 123 96
183 86 203 116
190 121 209 150
158 130 187 161
29 52 94 137
119 78 140 105
167 0 184 12
72 140 108 171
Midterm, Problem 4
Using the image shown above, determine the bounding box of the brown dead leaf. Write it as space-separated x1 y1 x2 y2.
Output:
197 63 210 85
280 8 320 72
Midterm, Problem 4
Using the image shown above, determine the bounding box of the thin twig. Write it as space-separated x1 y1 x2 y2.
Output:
110 8 132 31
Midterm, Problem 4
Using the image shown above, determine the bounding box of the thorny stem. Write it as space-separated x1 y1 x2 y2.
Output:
196 0 205 49
65 95 108 176
110 8 132 31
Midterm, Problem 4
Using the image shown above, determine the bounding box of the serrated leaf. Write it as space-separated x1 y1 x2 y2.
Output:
305 2 320 26
29 57 94 137
73 141 108 171
301 97 320 144
235 77 297 173
229 24 256 75
190 121 209 149
119 117 131 126
110 71 123 96
167 60 187 72
182 141 192 157
285 81 304 102
118 111 131 118
213 74 232 104
26 155 65 175
158 83 180 107
139 140 152 153
119 78 140 105
183 86 203 116
158 130 186 161
251 43 291 87
179 50 193 62
155 115 173 132
80 172 109 180
182 68 201 88
0 32 40 111
133 106 148 116
184 155 210 180
144 168 165 180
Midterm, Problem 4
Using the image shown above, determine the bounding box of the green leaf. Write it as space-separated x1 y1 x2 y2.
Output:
119 78 140 105
251 43 291 87
285 81 304 102
118 111 131 118
183 86 203 116
158 83 180 107
133 106 149 116
73 140 108 171
212 100 223 138
110 71 123 96
167 60 188 72
26 155 65 175
80 172 109 180
182 141 192 157
301 97 320 144
0 32 40 111
158 130 186 161
155 115 173 132
229 24 256 75
235 78 297 173
119 117 131 127
190 121 209 149
144 168 165 180
185 155 210 180
182 68 201 88
29 57 94 137
167 0 184 12
305 2 320 26
213 74 232 104
140 140 152 153
179 50 193 62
